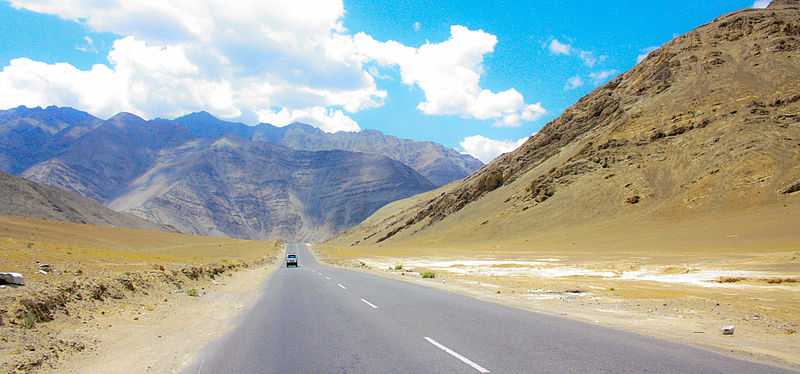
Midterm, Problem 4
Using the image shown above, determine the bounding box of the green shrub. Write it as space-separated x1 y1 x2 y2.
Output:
421 271 436 279
22 310 36 329
186 288 199 297
394 264 403 271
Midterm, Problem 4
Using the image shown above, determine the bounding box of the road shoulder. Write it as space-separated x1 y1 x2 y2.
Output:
317 253 800 372
51 262 279 374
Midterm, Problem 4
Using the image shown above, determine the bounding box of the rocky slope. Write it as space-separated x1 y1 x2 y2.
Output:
108 138 434 241
328 1 800 249
0 171 163 230
0 106 478 240
173 112 482 186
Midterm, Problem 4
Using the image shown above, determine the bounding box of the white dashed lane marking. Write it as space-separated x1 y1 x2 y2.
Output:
360 298 379 309
424 337 490 373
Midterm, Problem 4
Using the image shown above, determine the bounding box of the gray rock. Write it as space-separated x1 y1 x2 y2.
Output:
721 325 735 335
0 272 25 286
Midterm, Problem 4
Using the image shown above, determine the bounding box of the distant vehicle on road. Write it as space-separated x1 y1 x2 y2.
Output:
286 253 298 267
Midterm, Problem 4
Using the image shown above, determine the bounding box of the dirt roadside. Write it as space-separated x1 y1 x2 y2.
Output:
52 262 278 374
0 217 282 373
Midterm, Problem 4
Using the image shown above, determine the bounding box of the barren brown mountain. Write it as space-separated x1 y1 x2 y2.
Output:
0 171 163 230
328 1 800 253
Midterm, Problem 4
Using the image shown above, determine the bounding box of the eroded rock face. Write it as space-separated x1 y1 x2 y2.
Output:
344 4 800 245
115 140 434 242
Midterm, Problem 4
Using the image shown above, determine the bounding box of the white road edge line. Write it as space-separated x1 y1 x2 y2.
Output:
337 283 347 290
360 298 379 309
424 337 490 373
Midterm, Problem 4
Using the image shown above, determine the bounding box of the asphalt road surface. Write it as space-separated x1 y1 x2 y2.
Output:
187 243 796 374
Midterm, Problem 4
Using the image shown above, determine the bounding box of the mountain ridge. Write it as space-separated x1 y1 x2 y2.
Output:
2 106 482 187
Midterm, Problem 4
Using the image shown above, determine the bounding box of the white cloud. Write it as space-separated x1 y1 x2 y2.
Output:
355 25 545 126
564 75 584 90
752 0 771 8
2 0 387 132
548 38 605 68
578 50 606 68
413 22 422 32
589 69 618 85
75 36 97 53
0 37 241 119
636 46 659 63
548 39 572 55
256 106 359 133
459 135 528 163
2 1 544 132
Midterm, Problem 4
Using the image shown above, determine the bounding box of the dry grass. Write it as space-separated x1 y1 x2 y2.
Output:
0 216 277 278
0 216 281 372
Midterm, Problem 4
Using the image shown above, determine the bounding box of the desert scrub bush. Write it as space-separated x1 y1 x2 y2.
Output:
22 310 36 329
186 288 199 297
421 271 436 279
717 276 745 283
394 264 403 271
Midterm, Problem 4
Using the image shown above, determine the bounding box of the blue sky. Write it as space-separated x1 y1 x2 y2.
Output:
0 0 764 161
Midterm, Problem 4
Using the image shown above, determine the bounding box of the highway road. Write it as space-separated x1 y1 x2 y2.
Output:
187 243 796 373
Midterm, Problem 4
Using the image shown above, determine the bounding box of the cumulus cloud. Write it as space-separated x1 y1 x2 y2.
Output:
564 75 584 91
2 1 544 132
459 135 528 163
589 69 618 85
354 25 545 127
752 0 771 8
257 106 359 133
2 0 386 132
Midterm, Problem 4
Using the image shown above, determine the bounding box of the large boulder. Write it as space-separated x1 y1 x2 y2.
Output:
0 272 25 286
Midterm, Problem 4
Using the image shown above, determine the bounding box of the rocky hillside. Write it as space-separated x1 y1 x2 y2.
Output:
328 1 800 249
173 112 482 186
1 109 441 241
259 125 480 187
0 172 163 230
108 138 434 241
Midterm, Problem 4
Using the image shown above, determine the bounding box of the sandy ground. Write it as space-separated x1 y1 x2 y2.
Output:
320 251 800 369
0 216 280 373
52 262 277 374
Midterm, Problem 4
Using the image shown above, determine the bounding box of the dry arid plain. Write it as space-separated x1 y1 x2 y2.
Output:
0 216 281 372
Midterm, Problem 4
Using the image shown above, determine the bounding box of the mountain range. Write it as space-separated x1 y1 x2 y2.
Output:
328 0 800 252
1 107 480 241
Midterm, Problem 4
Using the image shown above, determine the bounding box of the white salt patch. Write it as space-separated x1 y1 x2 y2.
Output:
359 258 797 290
617 269 771 288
